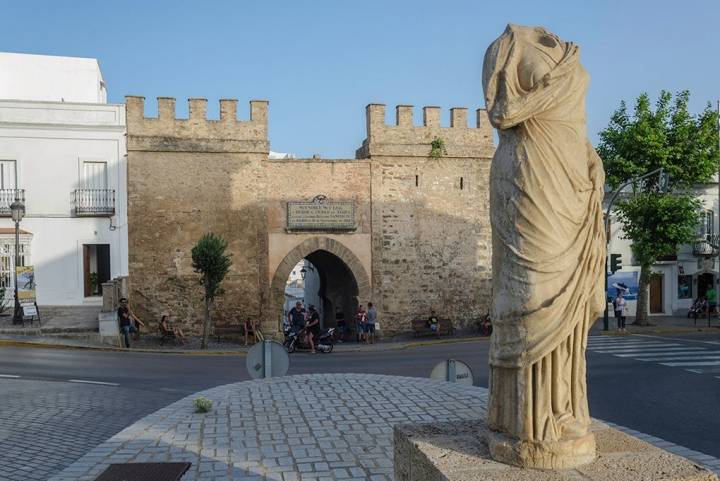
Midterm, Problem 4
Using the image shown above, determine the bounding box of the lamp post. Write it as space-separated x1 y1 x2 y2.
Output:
10 197 25 325
300 267 307 280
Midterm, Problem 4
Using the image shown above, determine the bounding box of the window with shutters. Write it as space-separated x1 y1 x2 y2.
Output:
74 160 114 216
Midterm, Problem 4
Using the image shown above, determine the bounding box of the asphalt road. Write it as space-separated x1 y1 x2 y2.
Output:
0 332 718 480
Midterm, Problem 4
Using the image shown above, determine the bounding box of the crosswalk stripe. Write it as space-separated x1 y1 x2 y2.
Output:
588 341 677 349
589 344 681 351
660 361 720 367
637 355 720 362
630 351 717 358
592 346 699 354
612 350 711 358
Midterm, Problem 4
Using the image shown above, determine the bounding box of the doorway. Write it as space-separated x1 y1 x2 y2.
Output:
83 244 110 297
649 273 664 314
698 273 714 299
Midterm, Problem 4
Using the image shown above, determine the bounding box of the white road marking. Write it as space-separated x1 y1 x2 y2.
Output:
638 355 720 362
0 374 20 378
593 346 701 354
634 334 720 346
68 379 119 386
660 361 720 367
611 349 708 358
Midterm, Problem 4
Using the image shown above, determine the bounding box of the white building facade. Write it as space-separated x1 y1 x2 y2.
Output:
607 183 719 317
0 53 127 307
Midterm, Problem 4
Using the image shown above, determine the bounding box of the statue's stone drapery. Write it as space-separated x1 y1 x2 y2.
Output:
482 25 606 469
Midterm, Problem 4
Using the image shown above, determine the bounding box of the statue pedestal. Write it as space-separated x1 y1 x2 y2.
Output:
394 419 718 481
488 429 596 470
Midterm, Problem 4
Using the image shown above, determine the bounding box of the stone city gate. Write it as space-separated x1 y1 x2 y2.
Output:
125 96 494 336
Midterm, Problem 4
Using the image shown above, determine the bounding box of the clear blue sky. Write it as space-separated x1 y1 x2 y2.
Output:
3 0 718 158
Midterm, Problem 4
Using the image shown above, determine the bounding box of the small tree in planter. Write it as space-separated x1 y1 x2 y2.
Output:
191 233 232 349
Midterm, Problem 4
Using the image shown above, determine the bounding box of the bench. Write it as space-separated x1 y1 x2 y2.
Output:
214 324 245 342
411 318 455 337
159 325 177 346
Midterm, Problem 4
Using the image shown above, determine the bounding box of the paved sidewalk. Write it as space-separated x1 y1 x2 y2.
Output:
48 374 720 481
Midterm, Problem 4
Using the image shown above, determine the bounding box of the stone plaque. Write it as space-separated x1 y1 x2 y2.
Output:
287 201 355 231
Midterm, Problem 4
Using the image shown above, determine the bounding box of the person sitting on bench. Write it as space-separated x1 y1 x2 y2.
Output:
428 309 440 336
160 314 186 343
244 318 259 346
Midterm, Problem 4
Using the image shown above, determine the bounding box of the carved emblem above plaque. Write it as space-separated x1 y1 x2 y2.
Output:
287 196 355 231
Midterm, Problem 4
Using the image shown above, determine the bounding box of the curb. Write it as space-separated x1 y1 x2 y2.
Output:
597 326 720 336
0 335 491 356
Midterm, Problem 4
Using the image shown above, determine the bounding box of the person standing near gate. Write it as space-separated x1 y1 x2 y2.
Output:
335 306 345 343
366 302 377 344
117 298 145 348
355 305 367 343
613 290 627 332
288 301 305 332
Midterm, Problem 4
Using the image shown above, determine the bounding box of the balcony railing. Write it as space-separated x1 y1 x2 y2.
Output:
693 234 720 257
74 189 115 216
0 189 25 217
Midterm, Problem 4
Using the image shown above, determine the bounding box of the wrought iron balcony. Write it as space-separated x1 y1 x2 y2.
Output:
0 189 25 217
74 189 115 216
692 234 719 257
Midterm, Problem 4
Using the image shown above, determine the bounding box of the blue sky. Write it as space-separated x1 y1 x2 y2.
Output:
2 0 718 158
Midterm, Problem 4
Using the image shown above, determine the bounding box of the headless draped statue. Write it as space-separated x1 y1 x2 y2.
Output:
482 25 605 469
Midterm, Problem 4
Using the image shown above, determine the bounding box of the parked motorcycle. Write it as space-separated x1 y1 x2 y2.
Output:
283 325 335 353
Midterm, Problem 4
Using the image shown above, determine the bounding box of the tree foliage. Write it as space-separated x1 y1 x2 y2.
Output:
191 233 232 348
597 91 719 323
191 233 232 301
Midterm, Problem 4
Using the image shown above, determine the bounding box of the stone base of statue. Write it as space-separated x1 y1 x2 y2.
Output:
394 419 718 481
488 430 596 470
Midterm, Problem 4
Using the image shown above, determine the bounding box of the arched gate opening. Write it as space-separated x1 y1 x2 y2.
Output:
268 237 371 334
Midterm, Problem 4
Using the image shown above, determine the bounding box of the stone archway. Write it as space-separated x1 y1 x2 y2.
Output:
267 237 371 333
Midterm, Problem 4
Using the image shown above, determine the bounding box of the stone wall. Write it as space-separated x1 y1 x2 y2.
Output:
126 97 269 330
126 97 494 335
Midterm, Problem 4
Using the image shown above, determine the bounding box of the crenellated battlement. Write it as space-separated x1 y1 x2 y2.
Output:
125 96 269 153
356 104 494 159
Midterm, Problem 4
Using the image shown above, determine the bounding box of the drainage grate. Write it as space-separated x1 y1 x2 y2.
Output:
94 462 191 481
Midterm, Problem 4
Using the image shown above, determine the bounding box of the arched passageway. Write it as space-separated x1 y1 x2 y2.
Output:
268 237 371 333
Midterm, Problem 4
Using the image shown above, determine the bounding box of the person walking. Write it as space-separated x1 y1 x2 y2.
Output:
613 290 627 331
335 306 345 343
366 302 377 344
306 305 320 354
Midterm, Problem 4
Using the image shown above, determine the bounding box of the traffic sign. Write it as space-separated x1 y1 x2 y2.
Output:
429 359 474 385
246 340 289 379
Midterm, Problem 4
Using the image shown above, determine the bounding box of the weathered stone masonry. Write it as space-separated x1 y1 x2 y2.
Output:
126 96 494 335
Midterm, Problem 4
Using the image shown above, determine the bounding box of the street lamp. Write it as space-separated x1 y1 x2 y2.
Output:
300 267 307 280
10 197 25 325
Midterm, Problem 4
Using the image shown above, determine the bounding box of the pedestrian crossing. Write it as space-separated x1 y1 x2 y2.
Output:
587 336 720 375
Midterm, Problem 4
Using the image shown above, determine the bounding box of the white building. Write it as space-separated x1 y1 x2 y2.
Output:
283 259 323 325
0 52 127 308
607 183 719 316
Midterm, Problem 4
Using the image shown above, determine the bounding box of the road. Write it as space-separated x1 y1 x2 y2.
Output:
0 332 719 481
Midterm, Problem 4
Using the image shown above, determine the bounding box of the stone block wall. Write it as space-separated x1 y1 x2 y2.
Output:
126 97 269 331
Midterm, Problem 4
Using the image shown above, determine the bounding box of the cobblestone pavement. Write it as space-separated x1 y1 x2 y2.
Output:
45 373 720 481
48 375 489 481
0 379 177 481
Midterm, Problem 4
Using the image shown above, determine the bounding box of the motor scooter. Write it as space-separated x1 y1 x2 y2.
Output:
283 324 335 353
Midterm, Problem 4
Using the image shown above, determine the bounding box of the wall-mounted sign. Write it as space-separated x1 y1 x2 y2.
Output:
287 200 355 231
16 266 36 303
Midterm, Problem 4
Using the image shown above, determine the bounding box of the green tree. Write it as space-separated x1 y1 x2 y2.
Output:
598 91 719 325
191 233 232 348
